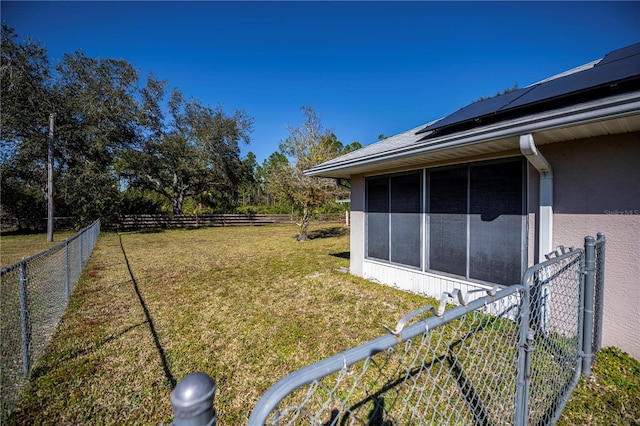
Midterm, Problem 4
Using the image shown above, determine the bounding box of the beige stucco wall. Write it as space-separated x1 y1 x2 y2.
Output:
538 132 640 359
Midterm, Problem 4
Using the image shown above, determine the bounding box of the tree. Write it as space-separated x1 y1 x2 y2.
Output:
276 106 351 241
474 83 520 102
2 25 256 226
1 25 144 228
1 24 54 229
52 51 141 224
237 151 258 207
251 151 290 210
121 86 253 215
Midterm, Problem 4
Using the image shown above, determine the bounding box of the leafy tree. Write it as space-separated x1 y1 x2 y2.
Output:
2 25 143 228
2 24 258 228
474 83 520 102
52 51 141 224
1 24 54 229
121 86 253 215
343 140 362 153
246 151 293 213
275 106 351 241
237 151 258 207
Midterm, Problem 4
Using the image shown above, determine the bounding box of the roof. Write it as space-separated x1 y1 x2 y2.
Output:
307 43 640 179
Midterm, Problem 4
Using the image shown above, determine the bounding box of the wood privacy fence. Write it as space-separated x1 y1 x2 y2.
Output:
118 214 294 230
117 214 345 230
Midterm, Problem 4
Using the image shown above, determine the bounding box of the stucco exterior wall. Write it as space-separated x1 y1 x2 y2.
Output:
539 132 640 359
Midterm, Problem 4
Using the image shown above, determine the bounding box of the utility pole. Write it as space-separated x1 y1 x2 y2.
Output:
47 113 56 242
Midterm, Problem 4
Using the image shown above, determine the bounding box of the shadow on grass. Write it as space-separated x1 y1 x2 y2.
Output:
308 226 349 240
331 252 350 260
118 234 177 389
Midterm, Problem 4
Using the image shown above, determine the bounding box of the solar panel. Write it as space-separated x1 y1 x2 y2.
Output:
597 42 640 66
417 42 640 137
416 87 535 134
506 47 640 110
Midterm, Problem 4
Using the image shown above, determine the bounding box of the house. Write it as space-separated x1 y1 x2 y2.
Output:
306 43 640 359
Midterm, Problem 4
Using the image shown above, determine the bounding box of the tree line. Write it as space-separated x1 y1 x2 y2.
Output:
1 25 360 240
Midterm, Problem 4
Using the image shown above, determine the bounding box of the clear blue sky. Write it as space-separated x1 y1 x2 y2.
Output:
3 1 639 164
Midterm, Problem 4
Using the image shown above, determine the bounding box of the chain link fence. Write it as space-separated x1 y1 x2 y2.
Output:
247 285 524 425
235 233 605 426
0 220 100 423
523 246 584 426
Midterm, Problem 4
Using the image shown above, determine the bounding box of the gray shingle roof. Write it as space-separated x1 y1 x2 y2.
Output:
312 121 439 169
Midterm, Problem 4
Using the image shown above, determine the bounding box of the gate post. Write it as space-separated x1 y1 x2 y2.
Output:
582 236 596 376
515 284 531 426
170 372 216 426
593 232 606 354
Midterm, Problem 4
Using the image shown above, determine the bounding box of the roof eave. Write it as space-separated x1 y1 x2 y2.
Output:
305 91 640 179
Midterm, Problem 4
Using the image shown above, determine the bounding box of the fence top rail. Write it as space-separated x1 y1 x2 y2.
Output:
0 219 100 276
248 284 525 424
521 246 584 288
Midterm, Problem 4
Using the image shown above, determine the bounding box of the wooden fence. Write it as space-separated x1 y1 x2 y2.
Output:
117 214 296 230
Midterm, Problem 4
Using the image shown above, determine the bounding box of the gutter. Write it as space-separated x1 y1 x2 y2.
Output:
519 134 553 263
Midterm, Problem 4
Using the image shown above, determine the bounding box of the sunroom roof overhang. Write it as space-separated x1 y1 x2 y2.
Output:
305 91 640 179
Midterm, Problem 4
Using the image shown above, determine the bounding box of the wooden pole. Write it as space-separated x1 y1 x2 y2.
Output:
47 113 55 242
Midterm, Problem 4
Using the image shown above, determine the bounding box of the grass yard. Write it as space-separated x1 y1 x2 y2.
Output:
4 225 639 425
0 231 77 268
7 225 432 424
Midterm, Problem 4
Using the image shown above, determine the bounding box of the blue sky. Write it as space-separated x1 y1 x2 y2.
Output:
3 1 639 164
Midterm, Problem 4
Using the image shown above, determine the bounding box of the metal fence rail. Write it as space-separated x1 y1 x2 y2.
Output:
0 219 100 423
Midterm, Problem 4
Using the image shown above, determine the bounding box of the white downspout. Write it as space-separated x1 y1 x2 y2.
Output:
519 133 553 263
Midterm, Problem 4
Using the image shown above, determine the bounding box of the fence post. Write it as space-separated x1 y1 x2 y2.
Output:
593 232 606 354
515 284 531 426
79 233 84 271
65 240 71 302
19 261 31 378
170 372 216 426
582 236 596 376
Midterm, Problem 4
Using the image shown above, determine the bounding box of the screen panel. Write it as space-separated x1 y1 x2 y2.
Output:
366 177 390 261
390 173 422 267
468 161 524 284
429 167 468 276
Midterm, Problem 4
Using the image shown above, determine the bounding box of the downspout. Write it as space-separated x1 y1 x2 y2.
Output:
519 134 553 263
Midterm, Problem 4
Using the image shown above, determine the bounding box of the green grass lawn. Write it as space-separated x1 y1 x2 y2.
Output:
4 225 639 425
0 231 77 268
